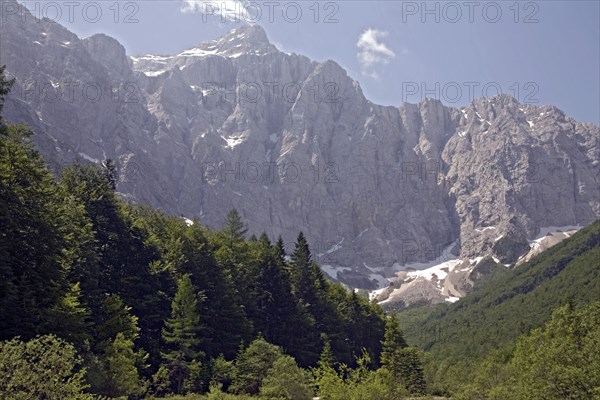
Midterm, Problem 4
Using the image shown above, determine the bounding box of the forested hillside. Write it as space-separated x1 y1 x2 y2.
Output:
399 219 600 359
398 219 600 396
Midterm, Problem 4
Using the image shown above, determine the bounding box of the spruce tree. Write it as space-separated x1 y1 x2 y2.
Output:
60 163 165 364
0 123 66 339
176 221 251 359
105 332 145 397
162 274 205 394
380 314 407 367
89 294 148 397
223 208 247 248
380 315 424 394
49 282 91 349
290 232 316 309
252 233 317 364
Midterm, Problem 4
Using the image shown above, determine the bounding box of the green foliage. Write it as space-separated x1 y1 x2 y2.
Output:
87 294 148 397
380 316 425 394
398 221 600 396
230 338 284 395
205 385 253 400
315 351 409 400
399 220 600 361
259 355 313 400
0 335 95 399
162 274 206 394
506 301 600 399
391 347 427 395
380 314 407 366
48 281 91 348
223 209 248 246
455 302 600 399
209 355 235 392
97 294 141 349
105 332 147 397
0 123 66 339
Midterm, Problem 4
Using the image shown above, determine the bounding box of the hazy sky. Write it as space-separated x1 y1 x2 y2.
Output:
21 0 600 123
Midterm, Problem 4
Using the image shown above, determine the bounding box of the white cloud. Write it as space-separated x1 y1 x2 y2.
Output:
180 0 251 22
356 28 396 78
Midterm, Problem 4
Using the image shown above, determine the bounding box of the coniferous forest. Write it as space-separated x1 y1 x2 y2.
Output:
1 66 600 400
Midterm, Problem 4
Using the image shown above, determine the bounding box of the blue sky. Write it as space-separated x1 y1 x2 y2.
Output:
22 0 600 123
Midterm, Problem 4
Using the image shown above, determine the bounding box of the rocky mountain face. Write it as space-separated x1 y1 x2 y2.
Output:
1 1 598 307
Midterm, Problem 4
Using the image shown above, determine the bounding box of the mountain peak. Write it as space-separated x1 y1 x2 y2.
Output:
224 24 269 45
185 24 276 58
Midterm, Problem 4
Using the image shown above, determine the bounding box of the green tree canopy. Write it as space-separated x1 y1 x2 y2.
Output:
162 274 205 394
0 335 95 399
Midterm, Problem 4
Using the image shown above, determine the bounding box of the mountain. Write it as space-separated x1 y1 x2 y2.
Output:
397 219 600 360
1 0 599 305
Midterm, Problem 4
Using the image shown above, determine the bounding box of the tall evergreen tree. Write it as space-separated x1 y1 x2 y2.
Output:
162 274 205 394
380 315 424 394
88 294 148 397
380 314 408 367
49 282 91 349
60 163 166 365
290 232 317 309
0 122 66 340
105 332 146 398
248 233 319 366
166 220 251 359
223 208 248 247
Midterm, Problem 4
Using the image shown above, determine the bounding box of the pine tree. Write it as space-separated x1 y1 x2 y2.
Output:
176 221 251 359
49 282 91 349
251 233 318 365
105 332 145 397
97 294 141 350
379 315 424 393
290 232 316 309
0 122 66 340
395 348 426 394
60 163 166 365
89 294 148 397
162 274 205 394
380 314 407 367
273 236 287 264
223 208 247 249
318 334 335 369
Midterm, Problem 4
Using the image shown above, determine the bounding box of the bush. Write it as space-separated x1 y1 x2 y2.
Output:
0 335 96 399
